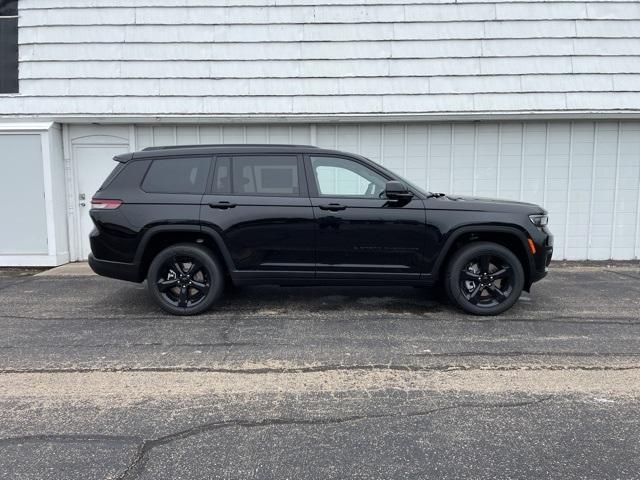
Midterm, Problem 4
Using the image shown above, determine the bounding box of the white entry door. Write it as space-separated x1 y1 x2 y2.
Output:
74 144 129 259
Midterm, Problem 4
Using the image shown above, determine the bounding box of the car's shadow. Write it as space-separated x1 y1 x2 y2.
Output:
216 284 448 315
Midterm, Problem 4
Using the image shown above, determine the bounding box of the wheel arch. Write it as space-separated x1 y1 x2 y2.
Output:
134 225 236 280
432 225 535 290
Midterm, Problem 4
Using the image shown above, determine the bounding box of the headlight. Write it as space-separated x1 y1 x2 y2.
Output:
529 214 548 227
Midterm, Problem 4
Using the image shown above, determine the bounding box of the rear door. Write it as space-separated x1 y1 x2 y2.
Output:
200 154 315 279
305 154 426 280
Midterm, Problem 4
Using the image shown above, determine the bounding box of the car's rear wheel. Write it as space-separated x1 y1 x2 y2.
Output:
445 242 524 315
147 244 224 316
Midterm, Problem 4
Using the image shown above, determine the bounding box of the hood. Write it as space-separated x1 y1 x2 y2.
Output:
436 194 546 214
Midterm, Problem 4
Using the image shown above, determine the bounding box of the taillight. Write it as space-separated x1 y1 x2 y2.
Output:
91 199 122 210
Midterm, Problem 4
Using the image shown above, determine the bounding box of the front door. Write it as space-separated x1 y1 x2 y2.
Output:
74 144 129 259
306 154 426 279
200 154 316 279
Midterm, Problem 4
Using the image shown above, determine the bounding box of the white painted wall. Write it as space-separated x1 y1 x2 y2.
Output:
132 121 640 261
2 1 640 118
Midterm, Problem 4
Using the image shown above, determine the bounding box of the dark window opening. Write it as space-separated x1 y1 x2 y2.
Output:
142 157 210 194
0 0 18 93
0 1 17 16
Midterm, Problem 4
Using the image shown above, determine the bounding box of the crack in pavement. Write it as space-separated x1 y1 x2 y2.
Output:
407 351 640 358
1 363 638 376
0 434 142 446
0 342 258 350
116 396 552 480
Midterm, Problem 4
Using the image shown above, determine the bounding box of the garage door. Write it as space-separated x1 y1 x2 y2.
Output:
135 121 640 261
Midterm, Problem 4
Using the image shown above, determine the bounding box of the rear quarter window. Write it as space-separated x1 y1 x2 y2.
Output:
142 157 210 194
98 163 125 191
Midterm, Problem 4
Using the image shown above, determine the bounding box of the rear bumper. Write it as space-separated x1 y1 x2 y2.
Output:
88 254 143 283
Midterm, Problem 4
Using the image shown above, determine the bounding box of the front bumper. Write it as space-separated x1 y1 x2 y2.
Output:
88 254 143 283
530 247 553 282
529 230 553 284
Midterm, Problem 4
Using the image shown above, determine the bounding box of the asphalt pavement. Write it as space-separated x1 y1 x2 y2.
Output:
0 263 639 479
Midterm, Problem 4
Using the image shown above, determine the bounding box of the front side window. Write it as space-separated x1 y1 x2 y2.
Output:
232 155 300 196
310 156 387 198
142 156 209 194
0 0 18 93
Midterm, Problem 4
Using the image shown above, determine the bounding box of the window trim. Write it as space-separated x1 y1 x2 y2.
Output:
208 153 307 198
139 154 213 195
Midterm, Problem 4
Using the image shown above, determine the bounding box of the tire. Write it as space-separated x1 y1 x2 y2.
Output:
444 242 524 316
147 243 224 316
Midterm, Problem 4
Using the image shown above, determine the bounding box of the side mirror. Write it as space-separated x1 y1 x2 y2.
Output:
384 181 413 201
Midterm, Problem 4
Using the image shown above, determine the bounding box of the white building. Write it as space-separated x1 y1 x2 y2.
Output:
1 0 639 265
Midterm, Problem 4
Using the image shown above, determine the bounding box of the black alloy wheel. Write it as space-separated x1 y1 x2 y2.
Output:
147 244 224 315
157 256 210 308
445 242 524 315
459 254 514 308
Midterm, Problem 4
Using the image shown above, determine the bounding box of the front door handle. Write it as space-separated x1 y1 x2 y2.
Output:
319 203 347 211
208 201 236 209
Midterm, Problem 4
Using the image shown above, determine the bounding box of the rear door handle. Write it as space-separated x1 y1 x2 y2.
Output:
318 203 347 211
208 201 236 209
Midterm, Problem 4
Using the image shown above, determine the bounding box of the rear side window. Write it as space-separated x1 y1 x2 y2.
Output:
231 155 300 196
98 163 125 191
142 157 210 194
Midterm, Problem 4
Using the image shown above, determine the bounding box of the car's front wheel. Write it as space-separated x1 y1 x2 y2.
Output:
445 242 524 315
147 244 224 315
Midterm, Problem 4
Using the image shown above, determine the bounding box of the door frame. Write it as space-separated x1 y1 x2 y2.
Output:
65 126 132 261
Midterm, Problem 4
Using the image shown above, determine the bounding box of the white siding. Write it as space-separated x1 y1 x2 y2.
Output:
133 120 640 260
2 1 640 118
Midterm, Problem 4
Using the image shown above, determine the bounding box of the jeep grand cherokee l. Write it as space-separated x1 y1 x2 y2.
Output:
88 144 553 316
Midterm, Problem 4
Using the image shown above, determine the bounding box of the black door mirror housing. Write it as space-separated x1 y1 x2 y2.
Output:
384 181 413 201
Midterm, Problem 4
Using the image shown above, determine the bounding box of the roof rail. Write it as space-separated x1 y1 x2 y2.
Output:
141 143 319 152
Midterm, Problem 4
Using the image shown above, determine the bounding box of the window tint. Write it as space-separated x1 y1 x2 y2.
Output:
142 157 209 194
212 157 231 194
232 155 300 196
0 1 18 93
310 156 387 198
98 163 125 191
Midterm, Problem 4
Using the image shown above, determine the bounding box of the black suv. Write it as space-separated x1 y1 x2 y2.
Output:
89 144 553 316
